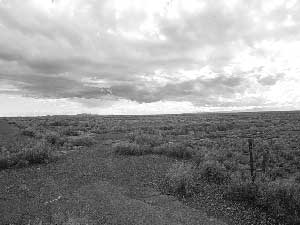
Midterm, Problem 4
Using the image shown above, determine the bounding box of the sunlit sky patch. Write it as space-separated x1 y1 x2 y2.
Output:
0 0 300 116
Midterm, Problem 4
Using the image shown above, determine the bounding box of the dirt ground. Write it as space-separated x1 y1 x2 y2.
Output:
0 134 226 225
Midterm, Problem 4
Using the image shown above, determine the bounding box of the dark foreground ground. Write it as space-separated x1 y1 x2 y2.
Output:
1 111 299 224
0 138 276 225
0 136 226 225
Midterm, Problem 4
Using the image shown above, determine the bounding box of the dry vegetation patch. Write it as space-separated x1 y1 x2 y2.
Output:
0 139 56 170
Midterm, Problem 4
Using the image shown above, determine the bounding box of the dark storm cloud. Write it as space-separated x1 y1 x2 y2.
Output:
111 75 245 104
0 0 299 109
0 74 110 99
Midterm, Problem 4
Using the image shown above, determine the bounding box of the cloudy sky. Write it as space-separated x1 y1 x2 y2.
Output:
0 0 300 116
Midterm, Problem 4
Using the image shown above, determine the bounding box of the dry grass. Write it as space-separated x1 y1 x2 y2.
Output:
67 136 95 147
0 139 55 170
154 142 196 159
161 160 230 196
128 132 165 147
113 141 151 155
225 179 300 224
161 162 195 196
198 160 231 184
114 140 197 159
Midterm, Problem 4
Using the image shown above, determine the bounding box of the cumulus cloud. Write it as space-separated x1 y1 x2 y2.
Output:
0 0 300 115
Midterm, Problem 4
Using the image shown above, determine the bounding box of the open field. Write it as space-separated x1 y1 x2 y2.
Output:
1 111 300 225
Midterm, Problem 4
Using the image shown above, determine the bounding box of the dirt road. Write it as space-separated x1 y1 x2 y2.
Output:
0 136 226 225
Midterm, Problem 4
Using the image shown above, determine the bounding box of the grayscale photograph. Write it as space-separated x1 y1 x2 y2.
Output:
0 0 299 224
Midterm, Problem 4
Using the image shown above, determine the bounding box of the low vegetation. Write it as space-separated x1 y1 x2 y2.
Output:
2 111 300 224
225 180 300 224
0 139 55 170
161 160 230 195
113 141 150 156
160 160 300 224
114 140 196 159
154 142 196 159
67 135 95 147
161 162 195 196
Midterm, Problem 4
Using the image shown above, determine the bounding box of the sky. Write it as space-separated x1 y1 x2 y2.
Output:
0 0 300 116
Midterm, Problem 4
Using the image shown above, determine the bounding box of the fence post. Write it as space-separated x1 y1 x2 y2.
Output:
262 147 269 174
248 138 255 183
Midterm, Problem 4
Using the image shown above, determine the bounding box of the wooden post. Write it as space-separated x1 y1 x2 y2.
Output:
262 148 269 174
248 138 255 183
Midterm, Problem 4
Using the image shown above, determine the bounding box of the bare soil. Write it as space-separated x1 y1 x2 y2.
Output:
0 135 226 225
